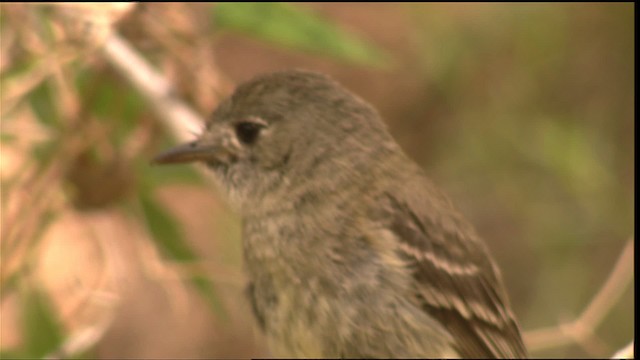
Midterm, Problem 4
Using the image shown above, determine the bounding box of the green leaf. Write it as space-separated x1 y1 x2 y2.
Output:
145 162 205 186
31 5 57 45
139 192 196 262
0 349 22 359
1 211 55 304
28 80 61 129
213 3 391 67
0 132 17 144
74 68 147 147
31 139 59 166
138 192 226 316
0 56 38 83
0 267 20 302
189 274 227 319
20 285 65 358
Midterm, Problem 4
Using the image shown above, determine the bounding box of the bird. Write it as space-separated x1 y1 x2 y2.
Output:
153 69 528 358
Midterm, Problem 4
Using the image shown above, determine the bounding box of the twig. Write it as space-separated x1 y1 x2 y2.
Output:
101 32 204 142
524 238 634 354
100 30 227 187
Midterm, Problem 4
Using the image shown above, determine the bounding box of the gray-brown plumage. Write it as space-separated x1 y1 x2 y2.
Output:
153 70 528 358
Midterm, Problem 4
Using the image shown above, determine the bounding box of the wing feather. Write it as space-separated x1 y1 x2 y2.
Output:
381 191 528 358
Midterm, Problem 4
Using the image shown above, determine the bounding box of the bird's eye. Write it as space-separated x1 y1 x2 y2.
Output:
235 121 264 145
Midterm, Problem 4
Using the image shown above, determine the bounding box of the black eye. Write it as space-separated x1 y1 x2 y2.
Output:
235 121 263 145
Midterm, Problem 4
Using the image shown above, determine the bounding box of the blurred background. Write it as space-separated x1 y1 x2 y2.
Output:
0 3 634 359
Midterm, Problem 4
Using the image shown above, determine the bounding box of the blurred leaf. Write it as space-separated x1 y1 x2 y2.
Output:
75 69 116 119
1 211 57 304
138 191 226 316
20 285 65 358
0 56 38 82
74 68 147 146
139 191 196 262
0 132 17 143
145 161 205 186
189 274 227 319
31 5 57 45
0 268 20 302
213 2 391 67
31 139 59 166
525 118 609 199
28 80 61 129
0 350 22 359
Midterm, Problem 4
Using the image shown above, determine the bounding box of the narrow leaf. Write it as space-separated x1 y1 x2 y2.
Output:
21 285 65 358
138 192 226 316
213 3 391 67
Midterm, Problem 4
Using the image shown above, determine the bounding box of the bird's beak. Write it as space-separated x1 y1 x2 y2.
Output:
152 141 224 165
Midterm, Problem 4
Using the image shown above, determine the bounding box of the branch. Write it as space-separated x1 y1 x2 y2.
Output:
524 238 634 355
102 32 204 141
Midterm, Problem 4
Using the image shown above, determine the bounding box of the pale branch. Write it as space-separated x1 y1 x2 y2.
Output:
102 32 204 141
524 239 634 355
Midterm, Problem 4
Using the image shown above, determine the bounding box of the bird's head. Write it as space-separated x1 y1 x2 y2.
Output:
153 70 398 212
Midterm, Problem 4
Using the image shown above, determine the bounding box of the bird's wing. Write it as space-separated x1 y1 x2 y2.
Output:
379 183 528 359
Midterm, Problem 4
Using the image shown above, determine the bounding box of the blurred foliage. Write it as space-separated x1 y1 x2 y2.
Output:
19 285 65 359
0 3 392 357
409 4 633 357
0 2 633 359
212 2 391 67
138 190 226 316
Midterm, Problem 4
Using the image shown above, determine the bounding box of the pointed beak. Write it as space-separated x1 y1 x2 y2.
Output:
152 141 224 165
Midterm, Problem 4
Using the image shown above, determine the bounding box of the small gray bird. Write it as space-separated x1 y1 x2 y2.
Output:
153 70 528 359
